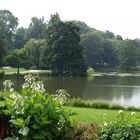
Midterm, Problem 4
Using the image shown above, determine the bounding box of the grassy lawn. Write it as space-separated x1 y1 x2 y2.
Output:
67 106 140 125
0 67 51 75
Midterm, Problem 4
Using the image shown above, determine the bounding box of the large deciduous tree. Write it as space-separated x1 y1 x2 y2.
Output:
81 32 104 68
26 17 46 40
24 39 46 69
0 10 18 49
103 39 118 67
42 14 87 76
0 38 6 68
13 27 26 49
5 49 29 76
118 40 137 70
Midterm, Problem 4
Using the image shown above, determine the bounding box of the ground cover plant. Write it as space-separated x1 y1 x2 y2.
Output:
101 110 140 140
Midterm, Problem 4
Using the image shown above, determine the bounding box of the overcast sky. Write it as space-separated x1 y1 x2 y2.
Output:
0 0 140 39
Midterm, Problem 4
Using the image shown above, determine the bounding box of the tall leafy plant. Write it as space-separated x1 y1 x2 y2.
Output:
2 74 73 140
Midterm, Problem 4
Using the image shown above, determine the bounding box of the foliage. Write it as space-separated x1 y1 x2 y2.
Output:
0 38 6 67
87 67 94 76
26 17 46 40
104 30 115 39
101 110 140 140
1 74 74 139
103 39 118 67
81 32 104 67
118 40 137 70
24 39 46 69
64 123 100 140
66 98 140 111
0 10 18 50
13 27 26 49
5 49 30 76
0 71 5 78
42 14 87 76
71 20 93 35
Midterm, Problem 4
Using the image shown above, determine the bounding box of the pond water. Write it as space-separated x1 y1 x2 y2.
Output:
1 75 140 107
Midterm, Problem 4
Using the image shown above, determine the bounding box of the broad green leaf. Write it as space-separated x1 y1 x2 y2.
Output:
32 133 46 140
19 126 29 136
0 101 5 107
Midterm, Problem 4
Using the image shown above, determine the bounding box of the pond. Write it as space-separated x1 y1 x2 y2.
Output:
1 75 140 107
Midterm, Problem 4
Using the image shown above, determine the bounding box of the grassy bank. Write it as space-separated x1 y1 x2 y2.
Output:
0 67 51 75
67 106 140 124
66 98 140 112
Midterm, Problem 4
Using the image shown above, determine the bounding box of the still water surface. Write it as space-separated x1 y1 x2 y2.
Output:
1 75 140 107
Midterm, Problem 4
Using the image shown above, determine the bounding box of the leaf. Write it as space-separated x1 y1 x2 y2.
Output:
34 114 41 124
25 115 31 125
32 133 46 140
10 119 20 125
0 101 5 107
19 126 29 136
31 124 41 129
10 118 24 126
17 118 24 125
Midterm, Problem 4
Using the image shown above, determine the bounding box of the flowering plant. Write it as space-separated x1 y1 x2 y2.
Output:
101 110 140 140
2 74 73 139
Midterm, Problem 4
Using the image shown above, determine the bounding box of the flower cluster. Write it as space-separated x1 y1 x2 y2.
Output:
55 89 70 105
3 80 14 92
22 74 45 93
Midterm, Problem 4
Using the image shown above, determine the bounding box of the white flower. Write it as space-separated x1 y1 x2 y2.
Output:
119 110 123 114
131 112 135 115
104 121 108 126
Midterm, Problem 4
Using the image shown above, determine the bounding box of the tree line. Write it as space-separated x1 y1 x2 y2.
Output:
0 10 140 76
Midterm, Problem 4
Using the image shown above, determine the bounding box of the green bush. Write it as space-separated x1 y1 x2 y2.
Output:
63 123 100 140
101 110 140 140
1 74 74 140
87 67 94 76
0 71 5 78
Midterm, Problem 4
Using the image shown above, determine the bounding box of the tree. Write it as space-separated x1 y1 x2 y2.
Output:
116 35 123 40
118 40 137 70
5 49 29 76
72 20 93 34
105 30 115 39
103 39 118 67
13 27 26 49
42 14 87 76
0 38 6 68
0 10 18 49
24 39 46 69
26 17 46 40
81 32 104 68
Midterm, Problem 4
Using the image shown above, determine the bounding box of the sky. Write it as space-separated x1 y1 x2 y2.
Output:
0 0 140 39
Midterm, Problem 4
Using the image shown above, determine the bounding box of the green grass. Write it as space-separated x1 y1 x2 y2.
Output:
0 67 51 75
67 106 140 125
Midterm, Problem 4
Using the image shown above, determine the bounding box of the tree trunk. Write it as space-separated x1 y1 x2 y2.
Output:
17 66 19 78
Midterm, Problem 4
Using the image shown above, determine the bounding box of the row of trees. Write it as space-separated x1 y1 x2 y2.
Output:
0 10 140 76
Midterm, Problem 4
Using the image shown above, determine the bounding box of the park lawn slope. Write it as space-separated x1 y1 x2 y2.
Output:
0 67 51 75
67 106 140 125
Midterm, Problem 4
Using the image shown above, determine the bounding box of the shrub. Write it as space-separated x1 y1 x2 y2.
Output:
0 71 5 78
101 110 140 140
1 74 74 140
87 67 94 76
63 123 100 140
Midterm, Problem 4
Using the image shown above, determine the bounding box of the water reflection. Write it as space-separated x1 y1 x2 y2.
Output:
1 75 140 107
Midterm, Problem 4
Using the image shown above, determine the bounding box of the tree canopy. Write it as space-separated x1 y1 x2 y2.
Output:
42 14 87 76
0 10 18 49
